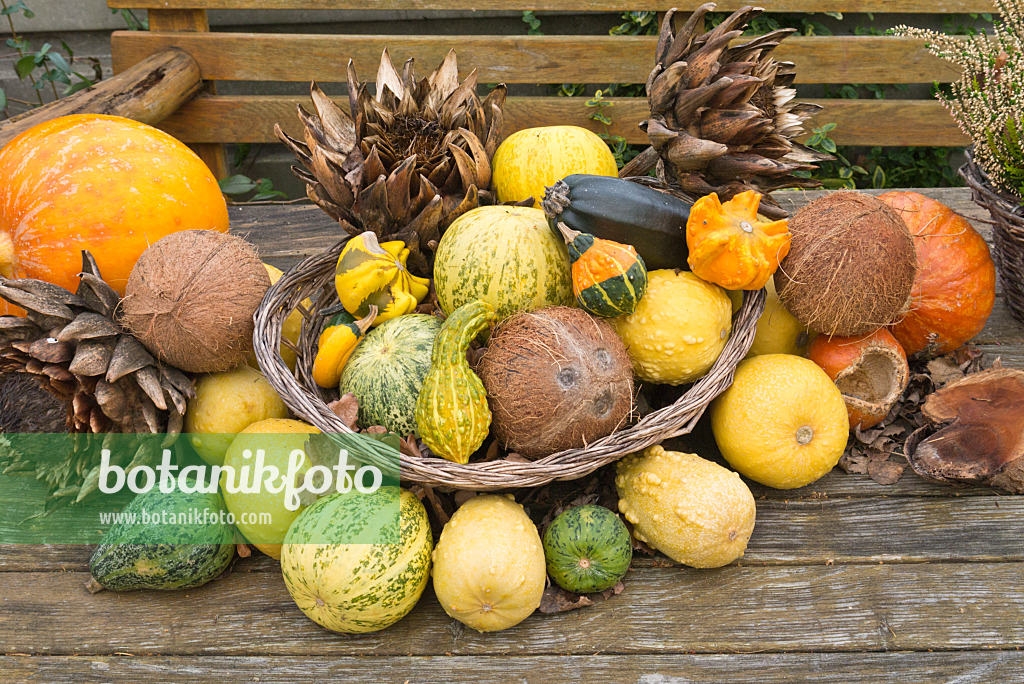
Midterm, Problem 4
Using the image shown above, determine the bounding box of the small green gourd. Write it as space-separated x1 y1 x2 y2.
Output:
415 300 496 464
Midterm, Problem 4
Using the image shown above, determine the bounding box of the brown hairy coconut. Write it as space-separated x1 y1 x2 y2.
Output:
774 192 916 336
478 306 634 459
121 230 270 373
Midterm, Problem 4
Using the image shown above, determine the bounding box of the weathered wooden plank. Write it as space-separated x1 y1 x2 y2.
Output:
145 10 227 179
107 0 998 13
110 32 963 86
6 651 1024 683
1 564 1022 654
3 496 1021 572
154 94 967 147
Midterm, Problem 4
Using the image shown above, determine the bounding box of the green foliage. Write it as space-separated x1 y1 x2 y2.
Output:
111 8 148 31
218 174 288 202
522 10 542 36
1 0 105 118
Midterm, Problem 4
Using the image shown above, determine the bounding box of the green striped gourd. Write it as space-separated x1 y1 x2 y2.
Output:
433 205 572 319
88 489 235 591
542 504 632 594
281 487 432 634
415 300 496 464
339 314 442 436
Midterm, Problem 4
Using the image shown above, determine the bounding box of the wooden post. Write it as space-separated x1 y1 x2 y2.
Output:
0 50 202 150
147 9 228 179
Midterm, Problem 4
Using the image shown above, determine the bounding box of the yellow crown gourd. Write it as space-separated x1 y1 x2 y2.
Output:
334 232 429 325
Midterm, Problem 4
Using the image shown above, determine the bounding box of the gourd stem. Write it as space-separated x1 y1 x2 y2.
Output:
356 305 379 335
554 221 581 245
0 233 14 279
540 179 571 219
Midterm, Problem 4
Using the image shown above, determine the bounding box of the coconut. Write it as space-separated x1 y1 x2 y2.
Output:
774 192 917 337
478 306 633 458
121 230 270 373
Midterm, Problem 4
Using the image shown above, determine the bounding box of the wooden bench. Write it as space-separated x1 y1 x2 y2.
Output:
106 1 991 179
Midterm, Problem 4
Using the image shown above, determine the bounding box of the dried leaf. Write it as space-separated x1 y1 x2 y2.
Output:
327 393 359 429
600 580 626 600
839 449 869 475
538 586 594 614
504 452 530 463
867 459 906 485
926 357 965 387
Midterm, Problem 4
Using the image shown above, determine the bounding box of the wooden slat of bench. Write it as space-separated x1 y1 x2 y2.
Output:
3 495 1020 572
3 564 1022 654
6 652 1024 683
156 95 969 147
107 0 999 13
110 33 963 86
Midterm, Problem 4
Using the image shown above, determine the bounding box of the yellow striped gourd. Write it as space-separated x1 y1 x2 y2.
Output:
311 306 377 388
334 232 429 325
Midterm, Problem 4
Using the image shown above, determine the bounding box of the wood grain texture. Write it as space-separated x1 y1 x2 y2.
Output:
2 564 1022 654
145 9 227 179
107 0 998 13
151 94 968 147
110 32 963 86
0 50 203 149
5 651 1024 683
3 495 1021 572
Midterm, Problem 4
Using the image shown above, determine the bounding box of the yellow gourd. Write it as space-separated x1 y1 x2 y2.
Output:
335 232 429 325
311 306 378 388
686 190 790 290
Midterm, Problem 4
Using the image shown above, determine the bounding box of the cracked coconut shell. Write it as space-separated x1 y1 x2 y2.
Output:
904 368 1024 493
774 192 916 337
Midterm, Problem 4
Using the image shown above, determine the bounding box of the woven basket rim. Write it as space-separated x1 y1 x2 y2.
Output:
254 236 765 490
961 147 1024 221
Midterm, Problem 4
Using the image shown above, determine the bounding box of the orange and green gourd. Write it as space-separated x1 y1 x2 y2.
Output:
555 222 647 317
311 306 378 389
686 190 790 290
415 300 496 464
335 232 430 325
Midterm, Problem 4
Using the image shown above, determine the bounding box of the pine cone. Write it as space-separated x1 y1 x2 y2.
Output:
276 48 506 275
622 4 832 218
0 252 194 504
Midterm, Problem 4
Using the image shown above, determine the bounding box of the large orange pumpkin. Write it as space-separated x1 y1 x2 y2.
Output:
878 191 996 357
0 115 228 311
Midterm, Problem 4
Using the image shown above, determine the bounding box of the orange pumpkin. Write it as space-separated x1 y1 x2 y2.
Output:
686 190 790 290
807 328 909 430
878 191 995 357
0 114 228 312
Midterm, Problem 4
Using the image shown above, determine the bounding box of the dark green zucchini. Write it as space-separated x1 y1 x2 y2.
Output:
88 489 235 592
542 174 691 271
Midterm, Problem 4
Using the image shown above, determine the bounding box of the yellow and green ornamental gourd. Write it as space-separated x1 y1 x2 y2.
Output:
416 300 496 464
311 306 378 388
555 222 647 317
686 190 790 290
335 232 429 324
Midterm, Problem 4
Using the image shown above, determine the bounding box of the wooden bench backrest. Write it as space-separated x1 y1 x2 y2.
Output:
107 1 991 178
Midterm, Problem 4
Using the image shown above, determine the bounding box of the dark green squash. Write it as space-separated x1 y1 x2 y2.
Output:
88 488 235 592
542 175 691 271
542 504 632 594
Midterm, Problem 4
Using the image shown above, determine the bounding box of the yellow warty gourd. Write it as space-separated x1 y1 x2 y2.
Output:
431 494 546 632
616 445 756 568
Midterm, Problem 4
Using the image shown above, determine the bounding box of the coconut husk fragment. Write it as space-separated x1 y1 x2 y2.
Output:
904 368 1024 493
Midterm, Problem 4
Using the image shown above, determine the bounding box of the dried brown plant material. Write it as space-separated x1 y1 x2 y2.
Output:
905 368 1024 492
327 393 359 429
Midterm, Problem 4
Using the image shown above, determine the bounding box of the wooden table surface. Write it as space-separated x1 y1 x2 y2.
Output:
2 187 1023 683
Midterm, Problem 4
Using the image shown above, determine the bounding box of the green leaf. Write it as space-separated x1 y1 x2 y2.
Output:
806 132 823 147
60 40 74 59
15 54 36 79
46 51 70 75
218 174 258 195
1 1 29 16
872 166 886 189
63 79 93 96
0 88 6 111
821 138 837 154
824 11 843 19
232 142 252 168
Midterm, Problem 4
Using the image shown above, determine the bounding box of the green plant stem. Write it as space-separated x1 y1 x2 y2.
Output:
1 0 43 106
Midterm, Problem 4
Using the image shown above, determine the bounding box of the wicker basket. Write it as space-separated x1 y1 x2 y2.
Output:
254 237 765 490
962 148 1024 324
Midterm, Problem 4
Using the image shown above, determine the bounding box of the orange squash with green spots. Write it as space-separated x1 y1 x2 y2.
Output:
0 115 228 313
